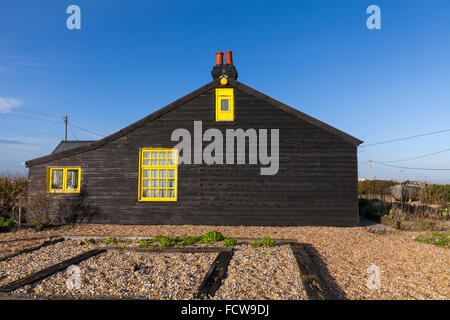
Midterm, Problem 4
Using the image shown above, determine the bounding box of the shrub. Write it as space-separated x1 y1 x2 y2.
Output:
138 239 152 248
0 217 15 232
103 237 123 245
153 235 177 247
56 191 96 225
86 238 96 244
251 237 276 248
27 183 57 228
178 236 197 246
32 221 45 232
0 173 27 218
222 238 237 247
198 230 224 244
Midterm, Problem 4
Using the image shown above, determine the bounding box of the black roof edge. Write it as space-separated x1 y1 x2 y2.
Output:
51 140 97 154
26 78 362 167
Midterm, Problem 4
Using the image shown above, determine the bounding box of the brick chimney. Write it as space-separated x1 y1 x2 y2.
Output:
211 51 238 80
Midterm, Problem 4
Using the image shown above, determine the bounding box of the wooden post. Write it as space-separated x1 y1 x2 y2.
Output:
18 206 21 228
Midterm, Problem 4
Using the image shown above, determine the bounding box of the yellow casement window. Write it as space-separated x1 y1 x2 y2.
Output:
215 88 234 121
139 148 178 201
47 167 81 193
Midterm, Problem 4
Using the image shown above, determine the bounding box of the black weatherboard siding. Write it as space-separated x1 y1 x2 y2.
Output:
26 78 362 226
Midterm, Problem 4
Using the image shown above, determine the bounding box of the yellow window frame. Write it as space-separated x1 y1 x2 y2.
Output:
138 148 178 202
215 88 234 121
47 167 81 193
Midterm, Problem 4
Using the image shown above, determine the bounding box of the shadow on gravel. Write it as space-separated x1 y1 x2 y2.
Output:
302 243 347 300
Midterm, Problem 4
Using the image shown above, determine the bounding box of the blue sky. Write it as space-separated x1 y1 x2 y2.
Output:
1 0 449 182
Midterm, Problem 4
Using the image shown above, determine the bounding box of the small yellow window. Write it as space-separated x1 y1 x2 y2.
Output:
139 148 178 201
47 167 81 193
215 88 234 121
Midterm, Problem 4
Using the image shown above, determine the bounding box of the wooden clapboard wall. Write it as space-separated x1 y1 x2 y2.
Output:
27 80 360 226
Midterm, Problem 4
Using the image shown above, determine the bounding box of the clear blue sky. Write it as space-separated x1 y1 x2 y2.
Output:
1 0 450 182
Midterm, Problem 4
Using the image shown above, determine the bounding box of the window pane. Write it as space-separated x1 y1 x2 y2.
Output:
159 189 166 198
159 180 166 187
159 159 166 166
151 170 158 178
51 169 64 190
143 179 150 188
151 179 158 187
143 169 151 178
168 159 175 165
151 189 158 198
167 189 175 198
151 152 158 158
143 159 151 166
159 151 166 158
221 99 229 111
151 159 158 166
168 151 174 158
168 169 175 178
143 152 151 158
159 170 166 178
168 179 175 188
142 189 150 198
67 169 79 190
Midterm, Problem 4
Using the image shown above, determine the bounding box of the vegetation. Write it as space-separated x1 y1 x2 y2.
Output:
0 217 15 232
32 221 45 232
251 237 276 248
358 180 398 198
27 180 57 230
414 232 449 248
146 230 226 248
178 236 198 246
103 237 123 244
57 191 97 225
197 230 224 243
222 238 237 247
86 238 96 244
419 184 450 205
138 239 152 248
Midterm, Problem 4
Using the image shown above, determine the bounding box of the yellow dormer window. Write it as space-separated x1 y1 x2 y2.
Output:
215 88 234 121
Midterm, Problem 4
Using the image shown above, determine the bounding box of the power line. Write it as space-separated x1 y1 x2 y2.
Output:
380 148 450 163
0 112 63 123
11 109 108 135
70 122 105 138
11 109 62 119
372 161 450 171
68 121 78 141
70 119 108 135
360 127 450 148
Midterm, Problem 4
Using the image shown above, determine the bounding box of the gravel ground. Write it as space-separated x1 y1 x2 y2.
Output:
1 224 449 299
15 250 216 299
0 240 90 286
0 228 60 258
214 245 307 300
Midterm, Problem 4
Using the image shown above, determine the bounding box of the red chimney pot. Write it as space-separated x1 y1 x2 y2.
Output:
215 52 224 65
225 51 233 65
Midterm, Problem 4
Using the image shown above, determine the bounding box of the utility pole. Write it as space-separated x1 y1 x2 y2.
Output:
64 116 68 141
369 159 372 180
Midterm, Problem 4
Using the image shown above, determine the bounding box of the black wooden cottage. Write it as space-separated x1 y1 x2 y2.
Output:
26 52 362 226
